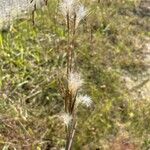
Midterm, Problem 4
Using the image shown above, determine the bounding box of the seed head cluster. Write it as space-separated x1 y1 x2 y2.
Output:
68 72 83 95
59 0 87 28
76 95 92 107
61 113 72 126
58 1 92 149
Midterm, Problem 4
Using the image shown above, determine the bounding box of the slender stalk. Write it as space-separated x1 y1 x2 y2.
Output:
65 126 70 150
68 92 72 113
45 0 48 5
65 11 77 149
58 1 89 149
31 4 36 25
71 12 77 71
66 13 71 78
67 122 77 150
71 91 78 113
65 91 69 113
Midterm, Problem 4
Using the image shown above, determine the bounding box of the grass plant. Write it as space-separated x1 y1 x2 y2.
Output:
0 0 150 149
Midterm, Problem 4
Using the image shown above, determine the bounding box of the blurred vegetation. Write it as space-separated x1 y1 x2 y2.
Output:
0 0 150 149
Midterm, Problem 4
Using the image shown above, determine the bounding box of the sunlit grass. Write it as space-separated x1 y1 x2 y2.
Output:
0 0 150 149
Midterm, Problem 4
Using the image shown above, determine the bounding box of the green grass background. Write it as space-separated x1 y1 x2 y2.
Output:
0 0 150 149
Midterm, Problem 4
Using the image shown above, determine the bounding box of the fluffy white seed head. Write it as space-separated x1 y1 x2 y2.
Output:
60 113 72 126
59 0 88 28
76 95 92 107
75 5 87 28
68 72 83 94
59 0 75 17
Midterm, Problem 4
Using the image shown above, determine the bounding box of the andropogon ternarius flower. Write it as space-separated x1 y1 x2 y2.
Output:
76 94 92 107
68 72 83 94
60 113 72 126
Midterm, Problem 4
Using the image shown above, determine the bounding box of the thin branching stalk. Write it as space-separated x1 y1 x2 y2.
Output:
66 12 71 77
58 1 92 149
70 91 78 113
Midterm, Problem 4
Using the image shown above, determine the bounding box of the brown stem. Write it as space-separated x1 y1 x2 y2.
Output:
31 4 36 25
45 0 48 5
65 126 70 150
70 91 78 113
66 13 70 78
65 89 69 113
65 10 78 150
70 12 76 72
68 92 72 113
67 122 77 150
65 12 71 113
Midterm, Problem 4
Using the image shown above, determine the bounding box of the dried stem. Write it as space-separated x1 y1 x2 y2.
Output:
65 11 77 150
67 122 77 150
58 1 89 149
71 91 78 113
66 13 71 78
31 5 36 25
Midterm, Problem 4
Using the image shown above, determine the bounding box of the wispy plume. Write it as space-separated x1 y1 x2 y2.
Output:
76 95 92 107
60 113 72 126
75 5 87 28
59 0 75 17
59 0 88 28
68 72 83 94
